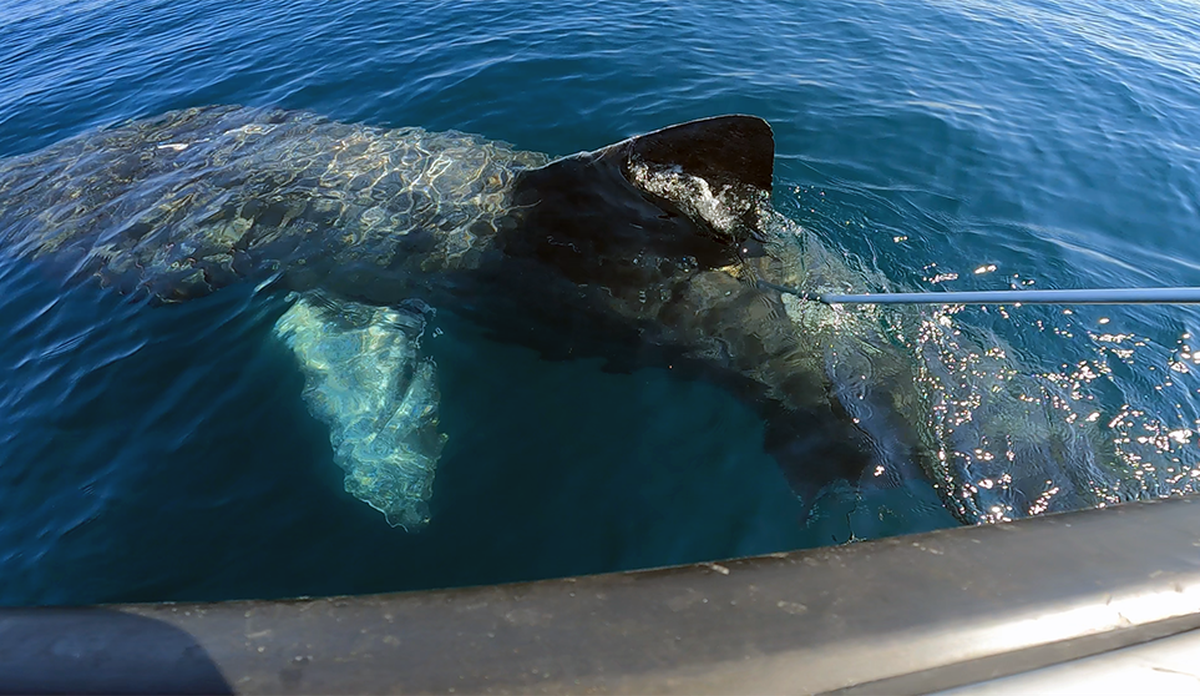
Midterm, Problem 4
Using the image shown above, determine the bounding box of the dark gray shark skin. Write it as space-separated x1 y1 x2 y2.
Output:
0 106 1130 527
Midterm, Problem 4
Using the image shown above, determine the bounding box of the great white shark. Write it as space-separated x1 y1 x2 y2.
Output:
0 105 1138 529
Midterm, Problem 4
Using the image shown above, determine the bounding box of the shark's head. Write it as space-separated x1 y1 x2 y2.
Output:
499 116 775 290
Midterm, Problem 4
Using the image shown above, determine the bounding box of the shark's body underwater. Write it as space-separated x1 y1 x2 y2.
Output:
0 106 1138 529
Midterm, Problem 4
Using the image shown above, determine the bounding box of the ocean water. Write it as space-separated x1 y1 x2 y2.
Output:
1 0 1198 605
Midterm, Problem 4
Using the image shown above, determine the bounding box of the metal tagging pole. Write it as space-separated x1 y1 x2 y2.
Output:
756 281 1200 306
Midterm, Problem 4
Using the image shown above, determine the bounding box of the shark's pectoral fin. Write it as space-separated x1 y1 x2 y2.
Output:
273 292 445 530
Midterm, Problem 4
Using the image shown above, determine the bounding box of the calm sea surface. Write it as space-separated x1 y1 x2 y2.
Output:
1 0 1198 605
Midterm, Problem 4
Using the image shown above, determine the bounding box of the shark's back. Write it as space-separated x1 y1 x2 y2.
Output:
0 105 547 301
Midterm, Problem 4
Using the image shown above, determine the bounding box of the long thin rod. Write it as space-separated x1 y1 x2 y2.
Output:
816 286 1200 305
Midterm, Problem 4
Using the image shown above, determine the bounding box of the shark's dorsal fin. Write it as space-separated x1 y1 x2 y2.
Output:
505 116 775 286
600 115 774 195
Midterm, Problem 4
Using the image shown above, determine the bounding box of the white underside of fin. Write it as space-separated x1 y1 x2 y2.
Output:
273 292 445 530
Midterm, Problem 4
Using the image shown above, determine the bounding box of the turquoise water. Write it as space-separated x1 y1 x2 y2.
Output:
1 0 1199 605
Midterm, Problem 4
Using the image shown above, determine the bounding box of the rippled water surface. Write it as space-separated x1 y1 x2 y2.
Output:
1 0 1199 605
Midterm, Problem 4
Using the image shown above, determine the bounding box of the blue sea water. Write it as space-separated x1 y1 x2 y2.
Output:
1 0 1199 605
